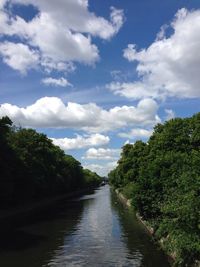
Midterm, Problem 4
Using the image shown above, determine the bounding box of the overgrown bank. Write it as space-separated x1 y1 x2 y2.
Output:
109 113 200 266
0 116 102 208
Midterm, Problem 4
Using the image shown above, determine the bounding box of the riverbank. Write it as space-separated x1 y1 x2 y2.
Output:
0 186 97 230
114 188 200 267
114 188 176 265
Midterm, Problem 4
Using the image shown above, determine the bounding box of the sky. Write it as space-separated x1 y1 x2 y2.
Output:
0 0 200 176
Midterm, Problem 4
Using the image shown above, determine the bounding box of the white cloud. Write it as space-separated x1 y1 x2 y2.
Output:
83 148 120 160
41 60 76 74
0 0 124 73
109 8 200 100
83 161 118 176
0 97 160 132
165 109 175 121
10 0 124 39
118 128 152 139
110 6 124 36
51 134 109 151
42 77 72 87
0 42 39 74
156 24 169 41
107 81 159 100
124 140 134 145
123 44 138 62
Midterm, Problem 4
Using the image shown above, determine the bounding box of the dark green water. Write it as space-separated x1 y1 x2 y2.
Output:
0 186 170 266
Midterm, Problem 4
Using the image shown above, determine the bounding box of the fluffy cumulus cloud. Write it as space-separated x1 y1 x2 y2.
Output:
83 148 120 160
42 77 72 87
0 42 39 74
83 161 118 177
0 97 160 132
0 0 124 73
118 128 153 139
108 8 200 100
51 134 109 151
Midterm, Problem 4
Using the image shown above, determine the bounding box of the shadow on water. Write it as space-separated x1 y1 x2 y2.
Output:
110 189 170 267
0 198 85 267
0 230 46 251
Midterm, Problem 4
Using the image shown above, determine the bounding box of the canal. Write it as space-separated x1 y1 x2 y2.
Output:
0 185 170 267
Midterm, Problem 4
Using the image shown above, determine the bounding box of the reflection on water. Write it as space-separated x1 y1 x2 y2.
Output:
0 186 170 267
110 192 170 267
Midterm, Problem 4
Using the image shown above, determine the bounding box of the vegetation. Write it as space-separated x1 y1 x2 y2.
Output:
109 113 200 266
0 116 102 207
83 169 102 188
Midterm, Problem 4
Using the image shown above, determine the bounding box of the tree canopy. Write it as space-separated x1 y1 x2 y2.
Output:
0 117 102 206
109 113 200 266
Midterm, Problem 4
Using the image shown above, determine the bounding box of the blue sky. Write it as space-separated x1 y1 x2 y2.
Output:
0 0 200 176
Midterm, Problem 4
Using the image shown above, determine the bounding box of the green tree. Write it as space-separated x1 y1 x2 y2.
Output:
109 113 200 266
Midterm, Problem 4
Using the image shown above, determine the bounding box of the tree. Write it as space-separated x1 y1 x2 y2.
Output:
109 112 200 266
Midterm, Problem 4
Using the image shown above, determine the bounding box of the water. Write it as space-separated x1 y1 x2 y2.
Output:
0 185 170 267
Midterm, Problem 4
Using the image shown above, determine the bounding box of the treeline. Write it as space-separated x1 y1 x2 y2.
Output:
0 116 102 207
109 113 200 266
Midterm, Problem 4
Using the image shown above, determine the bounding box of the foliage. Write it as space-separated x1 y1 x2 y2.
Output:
0 117 102 206
109 113 200 266
120 182 136 200
83 169 102 187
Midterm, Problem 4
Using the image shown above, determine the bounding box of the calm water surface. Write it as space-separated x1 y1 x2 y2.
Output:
0 186 170 267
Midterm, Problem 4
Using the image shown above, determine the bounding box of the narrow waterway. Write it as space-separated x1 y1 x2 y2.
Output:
0 186 170 267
